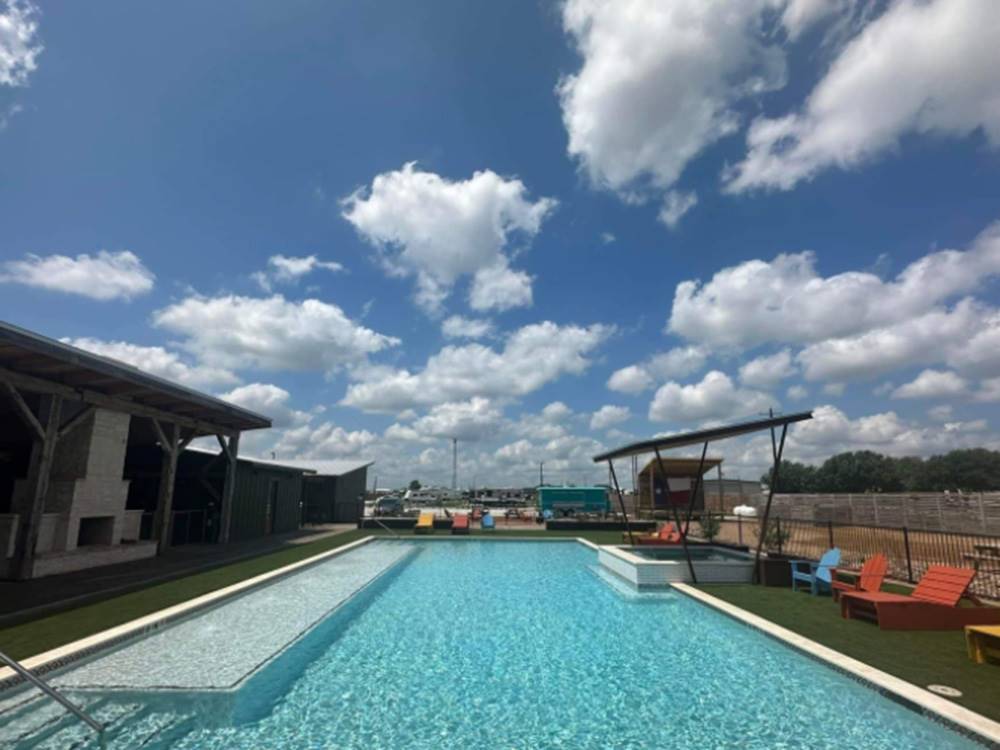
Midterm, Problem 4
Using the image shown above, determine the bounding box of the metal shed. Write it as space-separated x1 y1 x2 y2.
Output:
636 457 723 516
274 460 373 525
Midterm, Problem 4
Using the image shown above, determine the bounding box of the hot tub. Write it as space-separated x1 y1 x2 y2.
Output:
598 544 754 587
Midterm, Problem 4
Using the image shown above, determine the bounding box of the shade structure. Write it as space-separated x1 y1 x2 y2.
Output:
593 411 813 463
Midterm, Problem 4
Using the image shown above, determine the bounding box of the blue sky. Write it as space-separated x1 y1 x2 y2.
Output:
2 0 1000 488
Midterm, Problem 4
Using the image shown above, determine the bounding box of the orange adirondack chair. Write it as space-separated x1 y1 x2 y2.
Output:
830 554 888 602
630 522 683 545
840 566 1000 630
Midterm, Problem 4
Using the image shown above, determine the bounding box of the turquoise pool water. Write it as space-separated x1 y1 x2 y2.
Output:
0 540 987 748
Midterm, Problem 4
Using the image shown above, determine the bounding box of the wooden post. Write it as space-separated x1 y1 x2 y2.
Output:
152 420 180 554
10 394 62 580
218 432 240 544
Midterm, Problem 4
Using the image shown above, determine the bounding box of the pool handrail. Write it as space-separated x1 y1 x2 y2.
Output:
0 648 105 744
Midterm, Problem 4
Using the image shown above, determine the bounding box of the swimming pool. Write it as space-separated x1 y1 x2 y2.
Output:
0 539 990 748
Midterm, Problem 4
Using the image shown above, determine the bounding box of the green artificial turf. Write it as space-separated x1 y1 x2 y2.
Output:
0 528 623 660
697 584 1000 723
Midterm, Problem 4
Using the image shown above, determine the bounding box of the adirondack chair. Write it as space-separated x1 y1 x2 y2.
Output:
414 512 435 535
629 522 683 545
840 566 1000 630
830 554 888 602
790 548 841 595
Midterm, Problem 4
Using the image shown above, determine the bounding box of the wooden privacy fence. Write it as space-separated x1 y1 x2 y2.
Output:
762 493 1000 536
714 517 1000 601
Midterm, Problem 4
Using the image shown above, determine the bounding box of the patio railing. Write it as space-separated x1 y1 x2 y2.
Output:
712 516 1000 600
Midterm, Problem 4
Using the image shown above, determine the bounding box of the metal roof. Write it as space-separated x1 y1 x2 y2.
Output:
267 458 374 477
0 320 271 435
184 446 309 473
593 411 813 462
638 457 724 477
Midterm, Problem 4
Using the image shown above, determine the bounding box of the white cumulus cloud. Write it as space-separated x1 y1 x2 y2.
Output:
559 0 786 199
153 294 399 373
726 0 1000 192
739 349 797 388
218 383 312 427
658 190 698 229
253 254 345 291
342 162 555 314
0 0 41 87
891 369 968 400
669 221 1000 349
0 250 154 301
441 315 494 339
649 370 773 423
342 321 613 412
590 405 631 431
410 398 505 441
61 337 238 389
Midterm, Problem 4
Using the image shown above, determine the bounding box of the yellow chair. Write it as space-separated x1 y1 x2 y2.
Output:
965 625 1000 665
415 512 435 535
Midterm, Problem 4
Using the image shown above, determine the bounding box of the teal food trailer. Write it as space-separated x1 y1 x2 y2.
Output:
537 486 609 515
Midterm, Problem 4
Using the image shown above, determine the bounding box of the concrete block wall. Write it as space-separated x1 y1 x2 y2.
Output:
13 408 133 554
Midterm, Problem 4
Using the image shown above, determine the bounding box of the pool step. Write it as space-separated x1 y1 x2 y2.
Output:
0 692 109 749
587 564 676 601
4 697 193 750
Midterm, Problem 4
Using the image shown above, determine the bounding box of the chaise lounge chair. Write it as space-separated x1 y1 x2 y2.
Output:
627 522 682 545
829 553 888 602
840 566 1000 630
415 511 435 535
790 548 841 595
451 514 470 535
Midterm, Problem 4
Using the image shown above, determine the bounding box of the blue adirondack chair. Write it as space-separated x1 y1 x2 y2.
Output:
790 547 841 595
481 512 496 531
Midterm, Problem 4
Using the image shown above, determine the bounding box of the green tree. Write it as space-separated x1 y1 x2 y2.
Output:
408 479 421 491
814 451 903 493
761 460 817 493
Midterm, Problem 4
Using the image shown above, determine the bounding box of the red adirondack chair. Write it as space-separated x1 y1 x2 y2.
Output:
451 514 470 535
830 554 888 602
840 565 1000 630
631 522 683 545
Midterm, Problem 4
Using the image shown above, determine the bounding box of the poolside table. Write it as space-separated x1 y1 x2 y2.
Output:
965 625 1000 665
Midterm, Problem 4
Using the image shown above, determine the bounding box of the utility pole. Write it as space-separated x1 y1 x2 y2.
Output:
452 438 458 491
539 461 544 487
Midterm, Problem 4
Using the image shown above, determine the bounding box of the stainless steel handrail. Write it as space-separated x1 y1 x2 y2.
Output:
368 514 401 538
0 649 104 742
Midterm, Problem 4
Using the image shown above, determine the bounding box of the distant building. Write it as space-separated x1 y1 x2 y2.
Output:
537 486 610 515
277 459 373 525
636 457 723 517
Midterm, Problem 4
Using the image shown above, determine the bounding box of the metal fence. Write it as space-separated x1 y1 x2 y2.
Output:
714 516 1000 600
763 493 1000 535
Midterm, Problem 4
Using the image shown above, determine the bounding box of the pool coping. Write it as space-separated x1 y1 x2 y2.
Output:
0 535 379 690
673 583 1000 748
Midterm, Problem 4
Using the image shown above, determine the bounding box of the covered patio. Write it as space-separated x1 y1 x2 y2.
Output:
0 321 271 580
